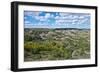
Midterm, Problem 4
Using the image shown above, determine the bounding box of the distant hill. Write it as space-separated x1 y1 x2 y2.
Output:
25 28 90 30
54 28 90 30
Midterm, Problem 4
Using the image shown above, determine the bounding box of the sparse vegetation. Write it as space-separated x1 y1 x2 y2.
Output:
24 28 90 62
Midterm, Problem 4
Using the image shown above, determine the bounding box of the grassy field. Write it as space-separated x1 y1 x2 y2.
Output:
24 28 90 62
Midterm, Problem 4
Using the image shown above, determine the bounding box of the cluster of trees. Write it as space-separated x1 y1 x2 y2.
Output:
24 41 72 61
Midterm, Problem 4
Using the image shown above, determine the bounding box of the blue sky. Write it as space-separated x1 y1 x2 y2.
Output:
24 11 90 29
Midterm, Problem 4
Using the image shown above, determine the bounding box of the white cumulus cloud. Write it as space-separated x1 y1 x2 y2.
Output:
25 21 31 24
45 13 51 18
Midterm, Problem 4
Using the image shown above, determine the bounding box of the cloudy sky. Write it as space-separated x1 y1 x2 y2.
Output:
24 11 90 29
